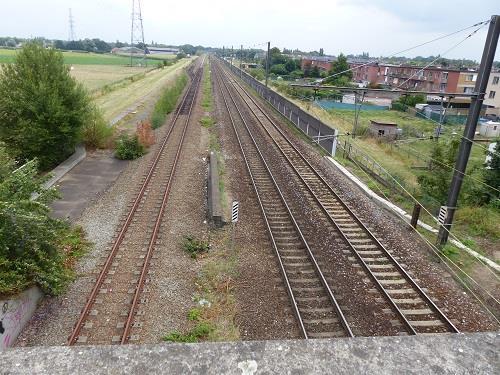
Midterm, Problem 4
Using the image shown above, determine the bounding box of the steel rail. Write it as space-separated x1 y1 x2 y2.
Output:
220 59 459 334
68 58 204 345
212 58 354 338
121 59 204 343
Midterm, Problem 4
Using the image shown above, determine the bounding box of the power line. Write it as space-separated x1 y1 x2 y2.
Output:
68 8 76 42
130 0 146 67
342 150 500 314
319 19 490 83
396 22 489 90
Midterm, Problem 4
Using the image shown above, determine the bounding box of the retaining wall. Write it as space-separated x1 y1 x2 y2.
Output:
219 58 339 156
0 287 43 351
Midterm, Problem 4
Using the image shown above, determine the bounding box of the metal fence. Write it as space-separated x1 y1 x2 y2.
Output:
220 58 339 156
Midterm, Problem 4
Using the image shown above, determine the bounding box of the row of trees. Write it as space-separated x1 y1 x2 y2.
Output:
0 43 97 295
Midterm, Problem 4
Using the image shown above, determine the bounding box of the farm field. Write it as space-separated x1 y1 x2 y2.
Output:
70 65 147 91
0 48 172 65
95 57 193 123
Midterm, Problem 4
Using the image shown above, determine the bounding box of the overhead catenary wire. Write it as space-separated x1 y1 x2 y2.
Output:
343 140 500 283
341 149 500 320
396 142 500 196
396 22 490 90
319 19 491 84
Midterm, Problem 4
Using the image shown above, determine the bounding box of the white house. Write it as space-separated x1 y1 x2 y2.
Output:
479 121 500 137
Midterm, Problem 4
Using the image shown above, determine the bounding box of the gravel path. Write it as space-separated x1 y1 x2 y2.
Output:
15 69 199 347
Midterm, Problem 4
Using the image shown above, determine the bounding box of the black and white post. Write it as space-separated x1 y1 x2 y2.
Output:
231 201 239 252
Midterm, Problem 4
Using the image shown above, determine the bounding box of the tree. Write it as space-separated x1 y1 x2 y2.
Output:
325 53 352 84
0 146 89 295
319 48 324 56
476 140 500 205
0 42 91 170
417 139 460 204
270 64 288 76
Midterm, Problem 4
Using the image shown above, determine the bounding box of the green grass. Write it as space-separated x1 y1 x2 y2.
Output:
151 72 188 128
200 116 216 127
0 48 171 66
163 322 215 343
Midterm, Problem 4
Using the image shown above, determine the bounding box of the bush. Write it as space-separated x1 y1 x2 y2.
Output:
0 42 92 170
115 134 145 160
81 106 114 149
136 121 155 147
0 154 90 296
151 73 188 129
182 235 210 258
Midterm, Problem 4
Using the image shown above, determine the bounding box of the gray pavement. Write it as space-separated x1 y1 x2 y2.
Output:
50 151 128 221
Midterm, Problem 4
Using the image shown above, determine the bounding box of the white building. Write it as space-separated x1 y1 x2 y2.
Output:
479 121 500 137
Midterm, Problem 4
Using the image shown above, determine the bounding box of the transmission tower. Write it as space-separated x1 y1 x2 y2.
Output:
130 0 147 67
68 8 76 41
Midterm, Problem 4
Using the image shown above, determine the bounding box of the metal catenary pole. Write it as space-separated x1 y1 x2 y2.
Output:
240 44 243 78
265 41 270 87
437 15 500 246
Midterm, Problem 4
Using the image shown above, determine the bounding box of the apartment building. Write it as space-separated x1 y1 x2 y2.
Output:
484 71 500 116
349 62 461 93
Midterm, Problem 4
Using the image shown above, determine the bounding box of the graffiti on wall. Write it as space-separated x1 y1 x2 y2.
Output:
0 287 42 350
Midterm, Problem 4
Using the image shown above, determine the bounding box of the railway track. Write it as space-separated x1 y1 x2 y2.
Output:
213 61 353 339
215 58 459 335
68 57 205 345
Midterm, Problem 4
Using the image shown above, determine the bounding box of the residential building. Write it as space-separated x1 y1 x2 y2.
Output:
349 62 461 93
300 56 335 72
484 71 500 117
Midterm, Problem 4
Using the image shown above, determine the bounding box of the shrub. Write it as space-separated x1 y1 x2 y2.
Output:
0 42 92 170
136 121 155 147
81 106 114 149
0 155 90 296
182 235 210 258
151 73 188 129
115 134 145 160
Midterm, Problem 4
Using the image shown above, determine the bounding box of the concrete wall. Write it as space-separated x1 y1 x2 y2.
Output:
0 287 43 351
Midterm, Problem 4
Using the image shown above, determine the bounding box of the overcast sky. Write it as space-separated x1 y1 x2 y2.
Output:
1 0 499 61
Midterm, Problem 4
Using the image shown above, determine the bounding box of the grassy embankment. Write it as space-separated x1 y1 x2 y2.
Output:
270 86 499 273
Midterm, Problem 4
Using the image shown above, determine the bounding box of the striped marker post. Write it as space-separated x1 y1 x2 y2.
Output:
231 201 239 223
231 201 239 252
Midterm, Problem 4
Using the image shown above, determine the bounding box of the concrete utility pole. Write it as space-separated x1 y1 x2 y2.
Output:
265 41 271 87
231 46 234 66
222 46 225 58
437 15 500 246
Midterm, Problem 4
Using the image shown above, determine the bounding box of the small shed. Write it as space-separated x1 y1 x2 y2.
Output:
479 121 500 137
370 120 398 138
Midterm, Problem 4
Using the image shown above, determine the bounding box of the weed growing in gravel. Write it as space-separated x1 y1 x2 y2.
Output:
199 116 215 128
188 308 202 321
163 322 214 343
114 134 145 160
182 235 210 258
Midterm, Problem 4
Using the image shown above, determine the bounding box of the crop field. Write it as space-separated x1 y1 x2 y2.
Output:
70 65 147 91
0 48 172 65
96 57 193 123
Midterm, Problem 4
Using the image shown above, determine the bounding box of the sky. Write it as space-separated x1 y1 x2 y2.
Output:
1 0 499 61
